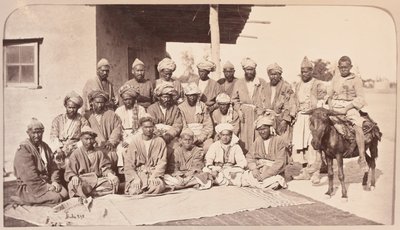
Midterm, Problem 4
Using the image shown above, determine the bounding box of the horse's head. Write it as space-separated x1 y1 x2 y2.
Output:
303 107 343 150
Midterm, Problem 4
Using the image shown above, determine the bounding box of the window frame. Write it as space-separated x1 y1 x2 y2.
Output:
3 38 43 88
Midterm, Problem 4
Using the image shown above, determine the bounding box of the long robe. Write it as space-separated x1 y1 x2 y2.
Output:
147 102 183 139
14 139 66 205
65 146 117 197
231 77 270 151
82 76 117 114
87 110 122 148
266 80 297 136
246 135 288 179
123 135 167 194
217 77 238 98
178 100 213 144
49 113 89 155
189 77 222 107
124 78 154 109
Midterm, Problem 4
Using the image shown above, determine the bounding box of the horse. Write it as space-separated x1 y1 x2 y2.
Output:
303 107 382 200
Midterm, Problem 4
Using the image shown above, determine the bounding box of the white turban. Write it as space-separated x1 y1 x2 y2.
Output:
216 93 231 104
184 82 201 95
157 58 176 72
223 61 235 70
301 56 313 68
267 63 283 74
64 91 83 108
132 58 145 68
241 57 257 69
254 110 276 129
215 123 234 134
154 82 176 97
81 126 97 137
97 58 110 68
197 60 216 72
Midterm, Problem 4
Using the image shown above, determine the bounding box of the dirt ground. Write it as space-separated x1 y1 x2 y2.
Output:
2 91 397 225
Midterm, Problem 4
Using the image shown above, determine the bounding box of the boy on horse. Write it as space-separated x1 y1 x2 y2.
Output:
327 56 368 172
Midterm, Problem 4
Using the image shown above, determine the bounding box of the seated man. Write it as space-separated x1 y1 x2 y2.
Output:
211 93 241 137
147 82 183 148
178 82 213 151
86 90 122 173
115 85 146 170
123 116 167 195
13 118 68 205
243 112 289 189
65 126 119 198
203 123 247 186
49 91 89 169
164 128 212 190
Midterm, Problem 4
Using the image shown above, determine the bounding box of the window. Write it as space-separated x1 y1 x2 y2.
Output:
3 38 43 88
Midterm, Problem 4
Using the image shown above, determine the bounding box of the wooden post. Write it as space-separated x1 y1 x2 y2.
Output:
209 4 221 80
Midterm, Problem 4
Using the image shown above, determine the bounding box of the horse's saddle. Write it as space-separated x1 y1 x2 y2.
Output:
329 111 382 156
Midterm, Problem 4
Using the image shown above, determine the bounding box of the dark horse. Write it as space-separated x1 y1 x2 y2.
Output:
304 108 382 200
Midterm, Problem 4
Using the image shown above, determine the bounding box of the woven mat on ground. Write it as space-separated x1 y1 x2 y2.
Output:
4 186 313 226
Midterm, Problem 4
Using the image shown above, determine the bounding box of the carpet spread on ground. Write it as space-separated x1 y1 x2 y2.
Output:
4 186 313 226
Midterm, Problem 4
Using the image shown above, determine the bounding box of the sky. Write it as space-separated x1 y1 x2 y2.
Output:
167 6 397 84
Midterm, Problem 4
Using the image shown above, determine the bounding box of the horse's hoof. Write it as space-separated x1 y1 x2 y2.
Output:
363 185 370 191
341 197 348 203
370 186 375 191
324 194 332 199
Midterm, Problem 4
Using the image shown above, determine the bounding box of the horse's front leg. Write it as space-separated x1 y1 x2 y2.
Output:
336 153 347 201
369 156 376 190
325 157 334 197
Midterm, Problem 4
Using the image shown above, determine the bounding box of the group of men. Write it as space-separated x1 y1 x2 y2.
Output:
12 54 368 206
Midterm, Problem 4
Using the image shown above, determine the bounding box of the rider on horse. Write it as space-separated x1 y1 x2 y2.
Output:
327 56 369 173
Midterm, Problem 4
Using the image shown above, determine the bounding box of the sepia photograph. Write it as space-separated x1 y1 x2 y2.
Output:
1 0 398 228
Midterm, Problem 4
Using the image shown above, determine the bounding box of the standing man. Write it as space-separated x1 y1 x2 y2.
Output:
327 56 368 172
86 90 122 173
266 63 297 137
82 58 118 116
156 57 184 103
65 126 119 198
231 57 270 152
123 116 168 195
291 57 324 184
13 118 68 205
178 82 214 151
217 61 238 97
190 59 222 112
124 58 154 109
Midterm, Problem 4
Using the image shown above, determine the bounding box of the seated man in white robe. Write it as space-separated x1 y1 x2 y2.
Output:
164 128 212 190
203 123 247 186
